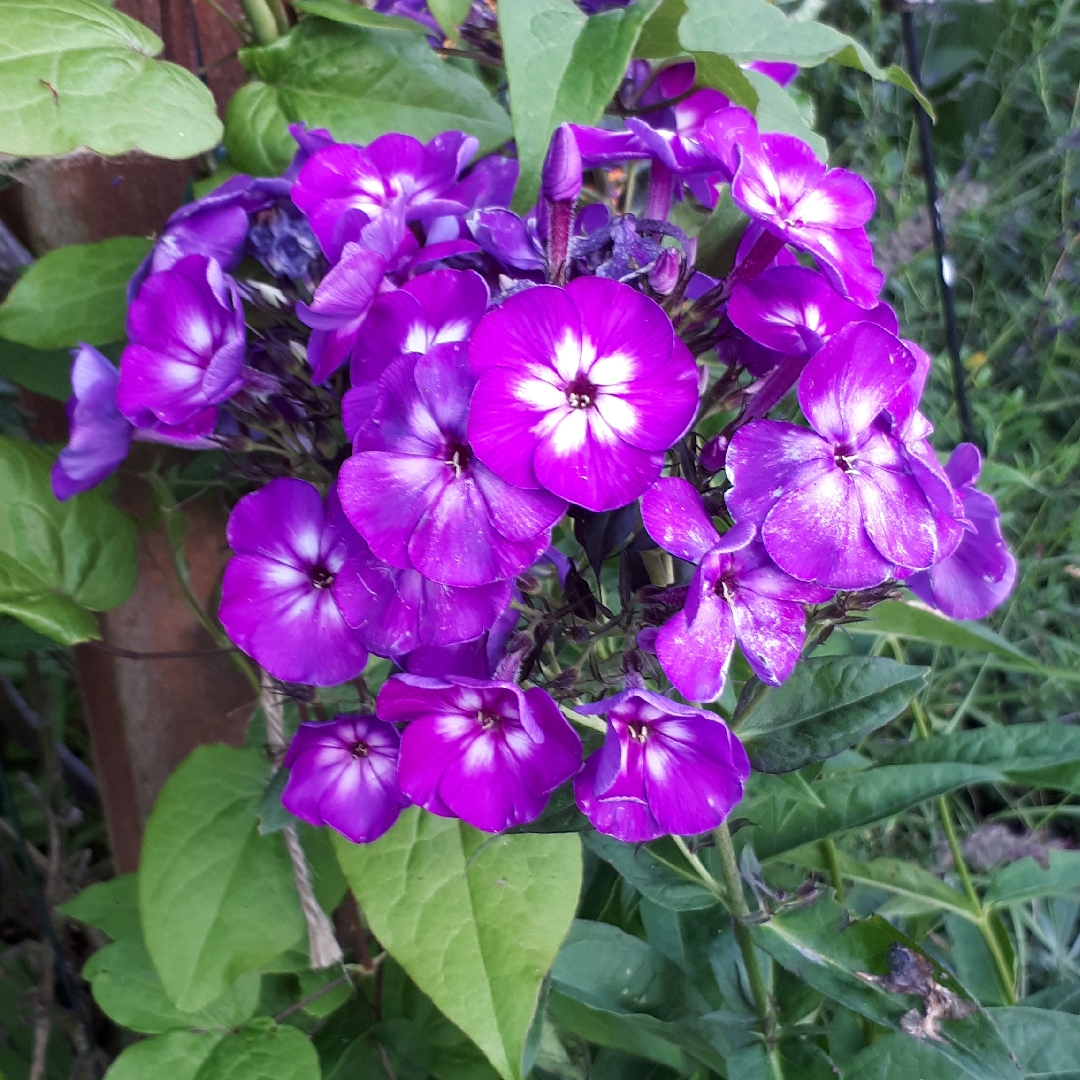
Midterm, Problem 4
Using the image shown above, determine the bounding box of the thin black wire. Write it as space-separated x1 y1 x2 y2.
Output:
900 7 981 448
0 753 103 1077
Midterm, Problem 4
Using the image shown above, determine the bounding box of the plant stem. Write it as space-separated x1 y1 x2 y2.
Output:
908 694 1016 1003
714 823 777 1045
240 0 280 44
821 839 844 903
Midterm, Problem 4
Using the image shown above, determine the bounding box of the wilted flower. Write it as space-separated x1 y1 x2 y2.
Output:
283 714 409 844
219 478 369 686
468 277 700 512
574 683 750 842
377 674 582 832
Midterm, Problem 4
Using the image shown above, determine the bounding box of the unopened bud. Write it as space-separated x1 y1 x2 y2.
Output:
542 123 582 203
700 434 728 473
648 248 681 295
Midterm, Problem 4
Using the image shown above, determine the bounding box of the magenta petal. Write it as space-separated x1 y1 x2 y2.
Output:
763 467 893 589
534 413 664 513
726 420 832 526
574 753 664 843
468 284 580 376
467 367 554 490
790 167 875 230
797 323 916 443
655 592 735 703
727 584 807 686
471 461 566 542
337 452 447 571
641 477 720 563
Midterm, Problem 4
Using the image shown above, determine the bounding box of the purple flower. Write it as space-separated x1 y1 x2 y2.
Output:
247 201 321 280
283 715 409 844
726 323 965 590
543 123 583 203
573 684 750 842
344 267 489 427
377 674 582 832
468 278 701 512
745 61 799 88
728 266 897 358
642 478 828 702
725 126 884 307
339 344 566 587
117 255 246 431
128 175 293 301
51 345 132 501
907 444 1017 620
334 539 513 657
466 208 545 272
291 131 479 260
219 478 369 686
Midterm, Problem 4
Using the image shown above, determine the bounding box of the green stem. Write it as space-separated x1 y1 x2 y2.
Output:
240 0 280 44
821 839 844 903
714 823 778 1045
908 691 1016 1004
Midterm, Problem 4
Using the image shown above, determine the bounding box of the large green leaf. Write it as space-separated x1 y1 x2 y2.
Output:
741 760 1003 862
583 832 719 911
677 0 930 113
985 850 1080 908
878 723 1080 796
103 1031 225 1080
227 19 511 176
547 920 726 1073
735 656 927 773
59 873 141 941
841 1035 965 1080
753 897 1018 1080
0 0 221 158
847 599 1039 671
428 0 474 41
290 0 429 33
499 0 661 212
987 1006 1080 1078
191 1020 320 1080
0 437 137 644
139 746 307 1012
0 340 74 401
741 66 826 159
0 238 150 349
84 937 261 1034
333 807 582 1080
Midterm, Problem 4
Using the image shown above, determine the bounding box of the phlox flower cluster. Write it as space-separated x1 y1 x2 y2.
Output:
53 52 1015 847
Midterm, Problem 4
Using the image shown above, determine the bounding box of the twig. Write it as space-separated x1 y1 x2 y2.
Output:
273 973 351 1023
29 943 55 1080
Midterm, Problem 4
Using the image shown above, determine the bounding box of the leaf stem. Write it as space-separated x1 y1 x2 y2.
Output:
671 835 723 900
713 822 778 1049
821 839 844 903
240 0 281 44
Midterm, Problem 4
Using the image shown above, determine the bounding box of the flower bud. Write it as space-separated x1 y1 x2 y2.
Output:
648 247 681 295
542 123 582 203
700 434 728 473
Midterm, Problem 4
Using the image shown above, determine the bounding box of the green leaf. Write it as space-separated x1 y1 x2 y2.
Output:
945 913 1014 1007
689 51 758 109
692 185 749 278
841 1035 965 1080
227 19 511 176
332 807 582 1080
677 0 932 115
735 656 928 774
847 599 1039 671
985 850 1080 908
59 874 141 941
86 937 261 1034
741 760 1003 862
633 0 684 59
783 847 977 922
0 238 150 349
0 437 137 644
0 0 221 158
1022 983 1080 1014
290 0 429 32
427 0 474 42
878 724 1080 796
139 746 307 1012
753 897 1017 1080
0 340 74 401
583 832 719 911
193 1019 321 1080
103 1031 225 1080
742 66 827 160
500 0 661 212
988 1006 1080 1078
547 920 726 1072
